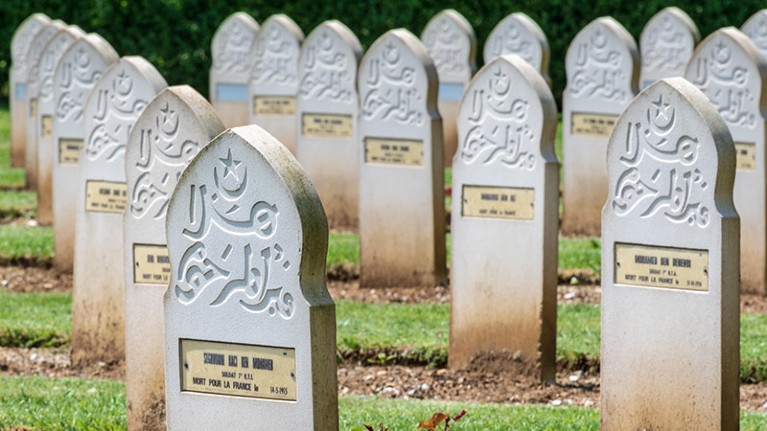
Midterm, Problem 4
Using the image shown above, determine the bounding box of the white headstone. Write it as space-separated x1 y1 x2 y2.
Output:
601 77 739 430
71 57 167 364
561 17 639 236
296 20 362 229
248 14 304 155
639 7 700 89
124 85 224 431
10 13 51 169
358 29 447 287
741 10 767 60
421 9 477 167
164 126 337 430
685 28 767 294
209 12 259 128
449 54 558 380
483 13 550 82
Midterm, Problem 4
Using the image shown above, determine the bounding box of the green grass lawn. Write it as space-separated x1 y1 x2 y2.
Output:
0 290 70 347
0 225 53 261
0 106 25 189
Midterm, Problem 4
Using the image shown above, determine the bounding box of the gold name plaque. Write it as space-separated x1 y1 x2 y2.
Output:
181 339 296 401
253 96 296 116
30 98 37 117
735 142 756 171
301 113 353 138
58 138 83 164
571 113 619 137
614 243 709 292
133 244 171 285
364 138 424 166
85 181 127 214
462 185 534 220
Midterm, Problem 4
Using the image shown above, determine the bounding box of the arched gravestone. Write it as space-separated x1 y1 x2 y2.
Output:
163 126 337 430
124 86 224 431
639 7 700 89
249 15 304 155
10 13 50 168
561 17 638 236
685 28 767 295
71 57 167 364
35 25 86 226
296 20 362 230
483 13 550 84
209 12 259 128
449 55 558 380
421 9 477 167
25 19 66 190
358 29 447 288
601 78 739 430
741 10 767 60
51 34 119 273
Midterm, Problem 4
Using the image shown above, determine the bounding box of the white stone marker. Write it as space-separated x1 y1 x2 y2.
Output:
601 77 739 430
421 9 477 167
483 13 550 83
71 57 166 364
210 12 259 128
51 34 119 272
35 25 86 226
742 10 767 60
358 29 447 288
639 7 700 89
296 20 362 229
248 15 304 155
561 17 638 236
449 55 558 380
10 13 51 169
164 126 337 430
685 28 767 295
124 85 224 431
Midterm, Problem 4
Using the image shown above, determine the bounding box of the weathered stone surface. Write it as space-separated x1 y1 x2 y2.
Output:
639 7 699 89
601 77 739 431
483 13 550 83
71 57 166 365
561 17 639 236
164 126 337 430
296 20 362 229
449 54 558 381
742 9 767 60
421 9 477 167
209 12 259 128
358 29 447 288
685 28 767 295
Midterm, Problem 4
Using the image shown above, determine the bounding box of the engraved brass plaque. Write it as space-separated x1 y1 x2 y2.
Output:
30 98 37 117
58 138 83 164
614 243 708 292
462 185 534 220
253 96 296 116
735 142 756 171
180 339 296 401
301 113 353 138
364 138 423 166
41 115 52 140
85 181 127 214
133 244 171 285
571 113 619 137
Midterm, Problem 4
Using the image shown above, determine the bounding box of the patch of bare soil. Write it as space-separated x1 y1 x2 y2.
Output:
0 347 124 380
0 265 71 293
328 280 450 304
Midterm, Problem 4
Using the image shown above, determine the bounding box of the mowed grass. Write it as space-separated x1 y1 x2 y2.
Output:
0 290 70 347
0 105 25 189
0 225 53 260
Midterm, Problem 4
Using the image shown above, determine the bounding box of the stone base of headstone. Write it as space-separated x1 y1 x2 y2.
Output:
561 143 607 236
212 101 249 129
10 101 26 168
439 99 458 167
25 133 38 190
53 184 76 273
37 149 53 226
253 116 297 155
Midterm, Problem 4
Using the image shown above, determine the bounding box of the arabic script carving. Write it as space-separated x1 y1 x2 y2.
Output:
641 12 694 74
421 14 470 80
252 21 299 86
485 15 542 70
742 11 767 59
299 28 354 103
56 44 105 124
361 39 424 125
568 24 630 102
212 17 256 74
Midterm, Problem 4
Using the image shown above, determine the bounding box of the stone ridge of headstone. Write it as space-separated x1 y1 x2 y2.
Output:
639 7 700 89
483 12 550 80
741 9 767 60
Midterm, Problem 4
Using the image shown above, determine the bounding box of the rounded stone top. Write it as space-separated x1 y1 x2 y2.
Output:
11 13 51 74
211 12 259 55
639 7 700 78
251 14 304 86
420 9 477 83
483 12 549 77
741 9 767 56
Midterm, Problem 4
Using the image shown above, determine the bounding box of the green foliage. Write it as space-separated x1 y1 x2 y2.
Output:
0 103 24 189
0 225 53 261
0 290 70 347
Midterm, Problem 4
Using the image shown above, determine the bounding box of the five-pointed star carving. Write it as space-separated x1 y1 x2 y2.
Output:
219 148 241 181
160 102 176 126
652 94 672 122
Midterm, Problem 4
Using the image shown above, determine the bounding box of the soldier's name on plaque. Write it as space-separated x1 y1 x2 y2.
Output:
735 142 756 171
58 139 83 164
85 180 127 214
41 115 53 140
364 138 424 166
181 339 296 401
133 244 171 285
253 96 296 116
301 113 353 138
571 112 619 137
614 243 709 292
461 185 535 220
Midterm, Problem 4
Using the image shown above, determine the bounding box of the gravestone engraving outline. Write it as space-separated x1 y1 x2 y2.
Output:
639 7 700 89
483 13 550 80
742 10 767 60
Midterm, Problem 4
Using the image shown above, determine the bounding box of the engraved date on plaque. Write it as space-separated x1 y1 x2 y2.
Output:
614 243 708 292
301 113 353 138
735 142 756 171
181 339 296 401
364 138 423 166
58 139 83 164
41 115 53 140
571 113 619 137
462 185 534 220
85 181 127 214
133 244 170 285
253 96 296 116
